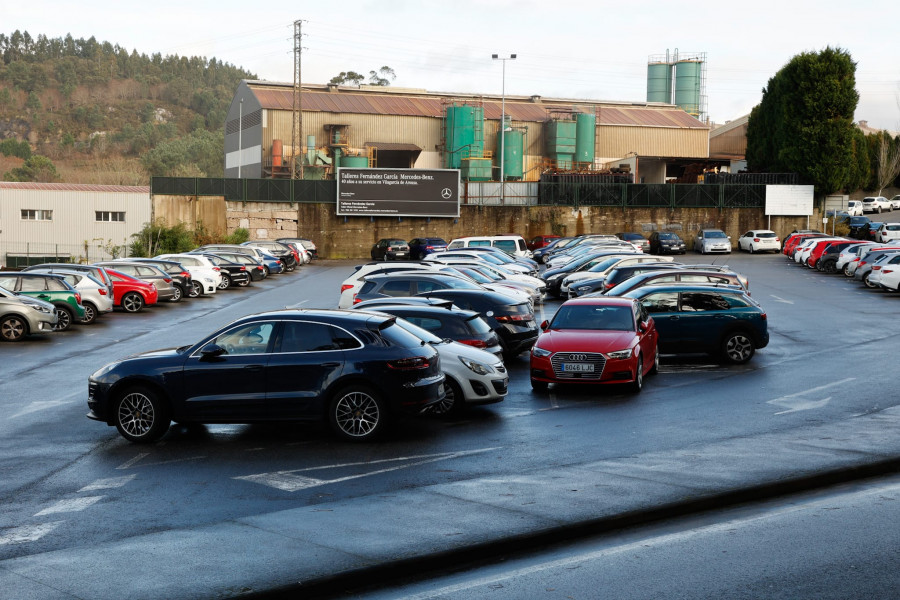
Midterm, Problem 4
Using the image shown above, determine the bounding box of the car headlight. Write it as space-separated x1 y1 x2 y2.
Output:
24 302 53 314
91 361 119 379
607 348 634 360
576 285 592 292
204 277 214 282
459 356 494 375
532 346 552 358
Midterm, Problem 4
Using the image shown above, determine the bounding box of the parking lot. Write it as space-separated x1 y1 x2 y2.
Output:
2 248 900 595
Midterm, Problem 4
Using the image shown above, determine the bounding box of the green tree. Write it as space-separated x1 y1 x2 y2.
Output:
3 154 59 182
140 129 224 177
25 90 40 110
847 127 870 192
328 71 365 86
368 66 396 86
746 47 859 195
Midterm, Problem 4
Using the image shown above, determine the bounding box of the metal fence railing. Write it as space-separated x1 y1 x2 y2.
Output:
2 242 131 269
151 177 337 204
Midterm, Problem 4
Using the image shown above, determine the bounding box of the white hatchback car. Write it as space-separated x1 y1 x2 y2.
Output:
875 222 900 243
738 230 780 253
338 262 438 308
846 200 864 216
154 254 221 295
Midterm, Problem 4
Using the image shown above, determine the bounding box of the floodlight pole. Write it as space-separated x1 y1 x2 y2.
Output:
492 53 516 203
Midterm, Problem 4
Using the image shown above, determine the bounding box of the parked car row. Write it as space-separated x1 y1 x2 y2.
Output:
782 230 900 292
0 239 314 342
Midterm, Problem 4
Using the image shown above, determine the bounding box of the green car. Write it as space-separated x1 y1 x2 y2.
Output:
0 273 87 331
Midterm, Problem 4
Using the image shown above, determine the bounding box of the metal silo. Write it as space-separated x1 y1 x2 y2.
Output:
646 61 673 103
444 104 484 169
575 112 596 165
674 59 703 117
497 128 524 180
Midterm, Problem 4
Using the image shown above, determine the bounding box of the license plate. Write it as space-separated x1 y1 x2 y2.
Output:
395 252 407 257
562 363 594 373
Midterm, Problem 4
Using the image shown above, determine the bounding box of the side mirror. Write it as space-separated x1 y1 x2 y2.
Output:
200 344 227 359
540 320 550 331
638 321 649 333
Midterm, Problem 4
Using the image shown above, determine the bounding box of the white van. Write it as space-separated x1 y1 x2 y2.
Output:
446 235 532 259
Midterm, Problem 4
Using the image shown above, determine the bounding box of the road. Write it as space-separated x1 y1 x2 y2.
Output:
1 248 899 595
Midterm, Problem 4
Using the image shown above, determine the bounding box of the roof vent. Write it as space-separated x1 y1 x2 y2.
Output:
327 84 340 93
530 95 542 103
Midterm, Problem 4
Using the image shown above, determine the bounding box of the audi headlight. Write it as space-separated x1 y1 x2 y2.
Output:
532 346 552 358
459 356 494 375
607 348 634 360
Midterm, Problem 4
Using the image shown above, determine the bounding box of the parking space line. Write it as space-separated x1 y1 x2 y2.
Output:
78 475 137 492
0 522 64 546
35 496 103 516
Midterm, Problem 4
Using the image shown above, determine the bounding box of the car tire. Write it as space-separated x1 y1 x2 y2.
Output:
170 285 184 302
121 292 144 313
53 306 74 331
649 345 659 375
81 302 97 324
823 261 836 274
531 378 549 392
863 272 876 288
328 385 387 441
630 356 644 393
263 265 270 277
0 315 28 342
721 331 755 364
188 281 202 298
237 278 251 287
218 273 231 290
749 244 755 254
430 377 464 417
114 386 170 443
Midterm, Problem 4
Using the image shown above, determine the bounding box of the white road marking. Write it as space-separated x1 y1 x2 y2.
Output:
284 299 309 308
116 453 149 469
8 391 82 419
769 295 795 304
78 474 137 492
767 378 855 415
0 522 64 546
235 447 500 492
35 496 103 516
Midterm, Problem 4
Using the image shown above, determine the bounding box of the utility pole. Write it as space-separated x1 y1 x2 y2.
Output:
291 20 304 180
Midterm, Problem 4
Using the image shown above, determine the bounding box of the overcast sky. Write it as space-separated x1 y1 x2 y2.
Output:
9 0 900 130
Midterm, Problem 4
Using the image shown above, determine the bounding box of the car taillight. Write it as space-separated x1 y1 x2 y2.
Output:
387 356 430 370
873 266 881 270
426 246 434 250
352 295 361 304
99 288 107 295
753 238 760 242
341 284 354 293
276 260 282 265
164 277 172 283
458 339 488 349
884 269 894 274
257 266 264 271
75 292 82 303
213 267 220 272
495 314 533 323
181 271 190 278
240 266 246 271
604 282 615 289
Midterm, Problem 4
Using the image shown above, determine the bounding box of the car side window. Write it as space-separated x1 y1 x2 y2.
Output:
404 316 443 333
640 292 679 313
0 276 18 291
381 280 412 296
211 323 275 355
20 278 48 292
47 279 69 291
415 281 445 294
681 292 730 312
279 322 340 352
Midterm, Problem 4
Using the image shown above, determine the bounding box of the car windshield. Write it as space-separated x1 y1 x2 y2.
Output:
705 231 728 239
659 233 678 239
550 304 635 331
393 318 444 344
444 277 480 290
587 257 624 273
757 232 777 238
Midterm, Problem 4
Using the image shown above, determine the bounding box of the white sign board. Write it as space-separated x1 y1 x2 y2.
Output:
765 185 814 216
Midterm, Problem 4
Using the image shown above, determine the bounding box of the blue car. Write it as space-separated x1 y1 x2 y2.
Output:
408 237 448 260
258 251 284 275
620 284 768 364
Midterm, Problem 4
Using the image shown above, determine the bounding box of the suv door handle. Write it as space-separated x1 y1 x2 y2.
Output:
244 365 264 371
321 362 340 367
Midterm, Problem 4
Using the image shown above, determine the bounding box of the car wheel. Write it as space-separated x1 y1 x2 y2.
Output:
842 264 853 277
863 272 876 288
170 285 183 302
81 302 97 324
114 386 170 443
237 278 251 287
263 265 270 277
649 345 659 375
218 274 231 290
121 292 144 313
877 207 882 214
631 356 644 393
722 331 755 364
53 306 74 331
0 315 28 342
328 385 387 441
823 261 836 274
531 378 549 392
430 377 464 417
188 281 202 298
748 244 755 254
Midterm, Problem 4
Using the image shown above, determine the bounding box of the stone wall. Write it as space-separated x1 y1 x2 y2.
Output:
152 195 822 259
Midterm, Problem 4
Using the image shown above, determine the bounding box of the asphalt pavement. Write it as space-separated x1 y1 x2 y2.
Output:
3 401 898 599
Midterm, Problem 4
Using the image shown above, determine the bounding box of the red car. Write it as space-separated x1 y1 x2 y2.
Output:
527 235 561 252
529 297 658 392
106 269 159 313
782 233 829 257
807 239 853 269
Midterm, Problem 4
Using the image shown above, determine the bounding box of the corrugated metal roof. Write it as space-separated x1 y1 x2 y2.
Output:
0 182 149 193
364 142 423 151
248 83 707 130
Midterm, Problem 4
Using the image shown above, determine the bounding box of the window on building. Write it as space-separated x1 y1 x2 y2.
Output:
96 211 125 222
21 209 53 221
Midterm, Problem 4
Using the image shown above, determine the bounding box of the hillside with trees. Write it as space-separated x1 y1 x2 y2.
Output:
0 30 255 184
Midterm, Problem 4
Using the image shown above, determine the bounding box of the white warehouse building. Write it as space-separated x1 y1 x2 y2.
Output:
0 182 151 268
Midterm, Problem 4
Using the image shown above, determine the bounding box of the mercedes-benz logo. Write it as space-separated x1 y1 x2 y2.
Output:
441 188 452 199
569 353 587 361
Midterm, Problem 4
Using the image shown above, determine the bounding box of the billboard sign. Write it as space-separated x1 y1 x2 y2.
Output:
765 185 814 216
336 168 460 218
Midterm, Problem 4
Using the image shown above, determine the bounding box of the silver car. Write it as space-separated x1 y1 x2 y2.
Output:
0 287 58 342
694 229 732 254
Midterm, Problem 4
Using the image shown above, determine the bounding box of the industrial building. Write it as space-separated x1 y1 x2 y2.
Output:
0 182 150 267
224 80 710 185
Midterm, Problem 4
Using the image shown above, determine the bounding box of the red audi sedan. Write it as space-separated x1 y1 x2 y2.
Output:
529 297 658 392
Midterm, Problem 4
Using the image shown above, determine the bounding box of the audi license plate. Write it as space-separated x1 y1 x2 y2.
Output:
562 363 594 373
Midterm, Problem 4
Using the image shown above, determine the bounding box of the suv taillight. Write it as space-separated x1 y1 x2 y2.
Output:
75 292 82 303
495 313 534 323
387 356 430 370
458 339 488 349
341 284 354 293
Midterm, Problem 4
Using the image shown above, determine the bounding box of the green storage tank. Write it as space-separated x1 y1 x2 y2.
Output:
575 112 596 165
445 104 485 168
497 128 524 180
646 62 673 103
674 60 702 116
545 120 576 155
341 156 369 168
461 158 492 181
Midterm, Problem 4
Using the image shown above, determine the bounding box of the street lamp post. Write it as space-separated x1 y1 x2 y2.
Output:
492 53 516 203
